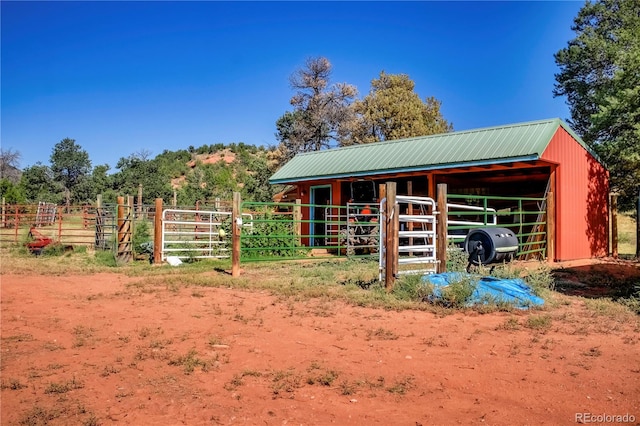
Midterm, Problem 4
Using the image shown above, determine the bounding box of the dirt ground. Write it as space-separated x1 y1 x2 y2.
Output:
1 261 639 425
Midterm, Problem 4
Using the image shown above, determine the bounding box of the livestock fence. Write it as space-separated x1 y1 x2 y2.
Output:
446 193 548 260
0 203 105 248
0 197 155 262
1 184 551 281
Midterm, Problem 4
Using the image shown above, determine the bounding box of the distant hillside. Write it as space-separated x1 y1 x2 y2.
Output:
153 143 280 204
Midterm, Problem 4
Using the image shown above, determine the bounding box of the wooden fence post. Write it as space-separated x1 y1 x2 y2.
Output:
293 199 302 246
57 206 63 242
128 195 135 254
546 191 555 263
436 184 448 273
117 196 132 263
611 193 618 258
407 181 414 255
379 184 386 281
636 188 640 259
137 184 143 219
384 181 397 291
232 192 242 277
154 198 163 265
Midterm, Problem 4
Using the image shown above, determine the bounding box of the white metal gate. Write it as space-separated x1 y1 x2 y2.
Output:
161 209 252 261
396 195 438 275
379 195 439 277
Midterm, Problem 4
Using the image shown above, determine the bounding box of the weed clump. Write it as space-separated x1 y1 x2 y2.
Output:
393 273 476 308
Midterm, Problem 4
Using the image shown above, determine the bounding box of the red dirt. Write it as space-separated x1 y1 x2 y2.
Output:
1 268 639 425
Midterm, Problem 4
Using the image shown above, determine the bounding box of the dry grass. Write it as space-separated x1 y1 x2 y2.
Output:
2 245 637 318
617 211 637 257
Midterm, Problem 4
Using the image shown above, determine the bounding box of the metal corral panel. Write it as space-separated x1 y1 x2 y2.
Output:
271 118 574 184
541 127 609 260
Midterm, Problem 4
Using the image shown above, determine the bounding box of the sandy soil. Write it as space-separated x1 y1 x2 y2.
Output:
1 264 639 425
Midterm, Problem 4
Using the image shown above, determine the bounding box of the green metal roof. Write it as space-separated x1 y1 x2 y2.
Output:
269 118 592 184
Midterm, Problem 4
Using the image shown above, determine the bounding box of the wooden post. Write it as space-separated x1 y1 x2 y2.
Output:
231 192 242 277
436 183 448 273
427 173 436 200
57 206 63 242
172 190 177 207
384 181 397 291
546 191 555 263
117 196 125 261
117 196 132 263
636 188 640 258
137 184 143 219
1 196 5 229
391 185 399 281
379 184 386 280
95 194 103 251
154 198 163 264
407 181 413 255
611 194 618 258
128 195 135 252
293 199 302 246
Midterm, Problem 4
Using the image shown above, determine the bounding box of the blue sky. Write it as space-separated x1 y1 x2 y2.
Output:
1 1 583 171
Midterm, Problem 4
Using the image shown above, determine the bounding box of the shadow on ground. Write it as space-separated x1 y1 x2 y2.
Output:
552 260 640 299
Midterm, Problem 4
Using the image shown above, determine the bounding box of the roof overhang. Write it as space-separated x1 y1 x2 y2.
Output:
269 154 541 185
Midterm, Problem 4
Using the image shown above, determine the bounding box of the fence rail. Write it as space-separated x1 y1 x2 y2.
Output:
239 201 382 261
446 193 547 260
0 204 104 248
1 191 549 265
0 203 155 256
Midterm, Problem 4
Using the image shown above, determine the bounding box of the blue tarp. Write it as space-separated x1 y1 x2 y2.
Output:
423 272 544 309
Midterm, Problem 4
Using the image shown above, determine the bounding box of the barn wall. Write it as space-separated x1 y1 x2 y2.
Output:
541 128 609 260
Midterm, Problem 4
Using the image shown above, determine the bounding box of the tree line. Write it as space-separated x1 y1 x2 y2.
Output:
0 141 277 206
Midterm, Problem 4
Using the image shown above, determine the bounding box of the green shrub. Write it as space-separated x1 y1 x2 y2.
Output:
132 220 152 255
438 275 476 308
392 274 433 302
521 263 555 295
41 243 68 257
618 296 640 315
241 212 307 258
446 245 468 272
94 250 117 267
393 273 476 308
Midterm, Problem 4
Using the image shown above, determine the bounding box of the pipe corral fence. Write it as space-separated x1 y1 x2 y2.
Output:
1 185 551 281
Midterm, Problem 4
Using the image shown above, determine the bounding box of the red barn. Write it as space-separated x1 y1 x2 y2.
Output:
270 118 610 261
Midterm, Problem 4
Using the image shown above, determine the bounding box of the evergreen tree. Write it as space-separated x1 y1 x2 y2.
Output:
347 72 452 144
554 0 640 210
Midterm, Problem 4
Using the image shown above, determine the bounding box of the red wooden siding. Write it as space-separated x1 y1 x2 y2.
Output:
541 128 609 260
